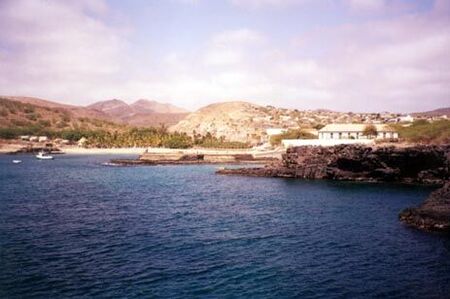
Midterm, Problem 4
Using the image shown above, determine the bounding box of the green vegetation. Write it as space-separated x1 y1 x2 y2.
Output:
362 124 378 138
392 119 450 144
193 132 250 149
0 125 251 149
84 128 192 148
270 129 317 146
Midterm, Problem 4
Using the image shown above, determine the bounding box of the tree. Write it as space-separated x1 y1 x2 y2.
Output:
363 124 378 138
270 129 317 146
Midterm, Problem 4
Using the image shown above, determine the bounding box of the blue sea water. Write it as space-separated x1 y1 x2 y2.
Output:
0 154 449 299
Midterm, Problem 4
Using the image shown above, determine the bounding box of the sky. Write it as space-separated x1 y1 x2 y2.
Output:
0 0 449 112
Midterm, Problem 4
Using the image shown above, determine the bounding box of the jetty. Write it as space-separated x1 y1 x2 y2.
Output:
111 151 279 166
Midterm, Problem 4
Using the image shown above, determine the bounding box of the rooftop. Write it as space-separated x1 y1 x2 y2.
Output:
319 124 396 132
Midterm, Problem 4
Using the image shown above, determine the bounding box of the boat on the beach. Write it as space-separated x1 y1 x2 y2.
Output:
12 160 22 164
36 152 54 160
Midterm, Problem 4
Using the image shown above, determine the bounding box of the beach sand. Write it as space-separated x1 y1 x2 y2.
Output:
0 140 283 158
62 146 282 157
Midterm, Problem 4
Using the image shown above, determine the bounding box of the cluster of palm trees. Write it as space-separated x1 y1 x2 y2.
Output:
84 128 193 148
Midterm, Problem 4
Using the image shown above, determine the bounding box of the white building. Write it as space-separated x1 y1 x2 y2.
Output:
318 124 398 140
397 114 414 123
78 137 87 147
266 128 287 136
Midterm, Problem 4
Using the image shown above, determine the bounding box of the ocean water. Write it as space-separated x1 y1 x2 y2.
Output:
0 154 449 299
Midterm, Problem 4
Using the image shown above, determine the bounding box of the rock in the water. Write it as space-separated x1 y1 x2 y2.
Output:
399 181 450 232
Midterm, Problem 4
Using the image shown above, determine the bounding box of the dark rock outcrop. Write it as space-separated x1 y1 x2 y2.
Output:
217 145 450 185
399 181 450 232
110 153 277 166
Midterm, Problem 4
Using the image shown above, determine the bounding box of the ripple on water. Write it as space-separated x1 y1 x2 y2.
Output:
0 155 449 298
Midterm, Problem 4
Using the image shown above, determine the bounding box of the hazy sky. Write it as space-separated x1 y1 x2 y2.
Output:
0 0 448 112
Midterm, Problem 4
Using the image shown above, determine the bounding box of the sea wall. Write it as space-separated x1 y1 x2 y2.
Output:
281 138 374 148
217 145 450 185
112 152 277 166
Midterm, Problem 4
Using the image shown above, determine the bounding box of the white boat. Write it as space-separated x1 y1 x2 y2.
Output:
36 152 54 160
12 160 22 164
102 162 120 167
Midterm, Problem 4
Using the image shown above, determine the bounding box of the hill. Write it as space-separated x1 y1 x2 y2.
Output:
88 99 189 127
169 101 268 143
2 96 189 128
413 107 450 117
0 96 125 138
130 99 188 114
87 99 134 119
6 96 113 121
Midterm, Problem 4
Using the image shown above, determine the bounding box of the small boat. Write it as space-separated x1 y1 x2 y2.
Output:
102 162 121 167
12 160 22 164
36 152 54 160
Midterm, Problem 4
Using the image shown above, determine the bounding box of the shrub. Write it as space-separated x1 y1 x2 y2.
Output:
23 105 35 113
38 120 51 127
270 129 317 146
362 124 378 138
162 134 193 149
25 113 39 121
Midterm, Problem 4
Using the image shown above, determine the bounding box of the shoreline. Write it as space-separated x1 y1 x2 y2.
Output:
1 144 284 157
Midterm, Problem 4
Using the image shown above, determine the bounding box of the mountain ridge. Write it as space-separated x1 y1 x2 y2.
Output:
87 98 189 126
1 96 189 128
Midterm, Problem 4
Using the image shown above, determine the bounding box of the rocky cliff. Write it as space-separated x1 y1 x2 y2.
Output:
217 145 450 185
399 181 450 232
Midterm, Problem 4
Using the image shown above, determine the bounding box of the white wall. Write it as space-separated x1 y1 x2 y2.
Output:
282 139 374 148
320 131 398 140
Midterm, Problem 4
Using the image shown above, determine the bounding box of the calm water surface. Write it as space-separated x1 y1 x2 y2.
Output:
0 154 449 298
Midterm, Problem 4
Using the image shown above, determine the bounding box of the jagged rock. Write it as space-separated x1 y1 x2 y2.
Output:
399 181 450 232
217 145 449 185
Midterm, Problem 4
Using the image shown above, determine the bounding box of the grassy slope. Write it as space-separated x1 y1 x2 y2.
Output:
392 119 450 144
0 97 126 138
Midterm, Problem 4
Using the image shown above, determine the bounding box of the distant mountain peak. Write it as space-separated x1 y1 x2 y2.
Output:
412 107 450 117
86 98 189 126
130 99 189 114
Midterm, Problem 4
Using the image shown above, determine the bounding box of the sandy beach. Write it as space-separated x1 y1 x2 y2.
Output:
62 147 148 155
62 146 283 157
0 141 283 158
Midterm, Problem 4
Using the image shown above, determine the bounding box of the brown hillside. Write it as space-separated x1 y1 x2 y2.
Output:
0 97 124 132
88 98 188 126
170 101 269 143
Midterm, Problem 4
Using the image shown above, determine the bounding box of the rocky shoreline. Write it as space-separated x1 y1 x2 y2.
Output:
6 146 65 155
399 181 450 232
217 145 449 185
217 144 450 232
110 153 278 166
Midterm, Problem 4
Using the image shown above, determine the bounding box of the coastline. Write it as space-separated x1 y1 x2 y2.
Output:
1 142 284 158
62 147 148 155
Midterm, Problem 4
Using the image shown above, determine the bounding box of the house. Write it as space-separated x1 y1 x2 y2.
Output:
20 135 30 141
29 136 39 142
266 128 287 136
38 136 48 142
318 124 398 140
77 137 87 147
397 114 414 123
